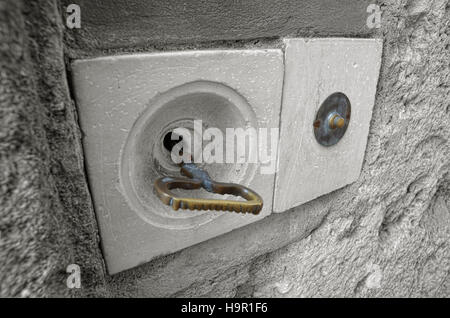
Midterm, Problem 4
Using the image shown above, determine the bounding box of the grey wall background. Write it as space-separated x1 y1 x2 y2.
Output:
0 0 449 297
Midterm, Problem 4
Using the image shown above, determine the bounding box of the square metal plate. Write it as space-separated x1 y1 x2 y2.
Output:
71 50 283 274
274 38 382 212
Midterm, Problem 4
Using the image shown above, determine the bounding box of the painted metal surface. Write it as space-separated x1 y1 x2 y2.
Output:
71 49 283 274
274 38 382 212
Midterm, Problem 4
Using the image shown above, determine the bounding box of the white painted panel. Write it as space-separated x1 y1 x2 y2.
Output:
274 38 382 212
72 50 283 274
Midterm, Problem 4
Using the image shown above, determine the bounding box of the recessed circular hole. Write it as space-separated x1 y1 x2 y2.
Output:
120 81 258 229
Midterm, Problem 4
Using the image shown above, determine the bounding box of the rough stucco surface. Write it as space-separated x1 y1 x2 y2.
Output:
1 0 449 297
0 0 105 297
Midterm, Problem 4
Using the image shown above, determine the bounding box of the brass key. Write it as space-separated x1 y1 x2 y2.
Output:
154 162 263 215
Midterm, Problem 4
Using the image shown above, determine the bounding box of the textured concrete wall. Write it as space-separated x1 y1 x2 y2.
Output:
1 0 449 297
60 0 374 54
0 0 105 297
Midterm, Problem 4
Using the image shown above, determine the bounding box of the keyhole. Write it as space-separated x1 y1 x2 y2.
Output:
163 131 183 153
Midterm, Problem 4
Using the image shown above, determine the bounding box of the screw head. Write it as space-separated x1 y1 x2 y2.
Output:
329 113 345 129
